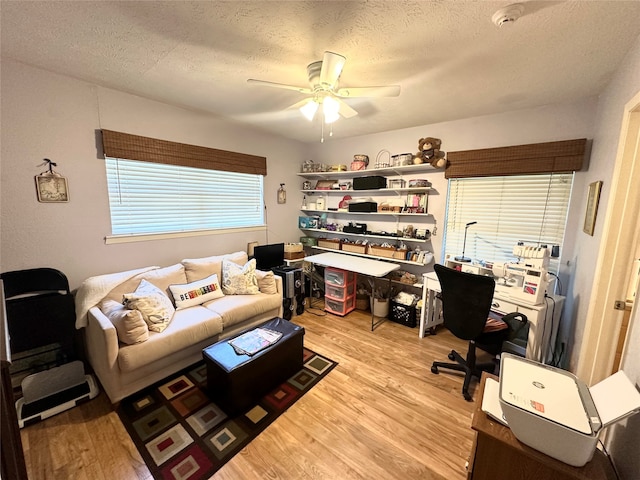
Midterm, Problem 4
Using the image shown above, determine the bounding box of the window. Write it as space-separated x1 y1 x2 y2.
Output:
443 173 574 273
105 158 265 237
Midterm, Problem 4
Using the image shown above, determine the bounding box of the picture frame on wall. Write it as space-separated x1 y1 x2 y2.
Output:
35 174 69 202
583 180 602 236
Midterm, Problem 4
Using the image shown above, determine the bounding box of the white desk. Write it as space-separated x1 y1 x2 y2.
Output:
419 271 565 364
304 252 400 330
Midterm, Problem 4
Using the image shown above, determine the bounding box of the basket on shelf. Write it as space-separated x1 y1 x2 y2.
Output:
317 238 342 250
368 245 396 258
342 242 367 254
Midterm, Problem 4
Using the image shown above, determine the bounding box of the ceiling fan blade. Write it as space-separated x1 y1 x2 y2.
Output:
336 98 358 119
320 51 346 88
335 85 401 98
247 79 313 94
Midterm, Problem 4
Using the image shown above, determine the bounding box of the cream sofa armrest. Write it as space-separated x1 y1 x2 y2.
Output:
274 274 283 294
86 306 119 368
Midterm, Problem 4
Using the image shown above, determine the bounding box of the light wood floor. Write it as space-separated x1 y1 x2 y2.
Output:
20 305 488 480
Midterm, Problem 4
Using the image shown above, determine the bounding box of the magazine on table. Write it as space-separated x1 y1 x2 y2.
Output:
229 327 283 356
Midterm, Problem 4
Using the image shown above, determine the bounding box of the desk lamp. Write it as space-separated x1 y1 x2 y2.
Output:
455 221 477 262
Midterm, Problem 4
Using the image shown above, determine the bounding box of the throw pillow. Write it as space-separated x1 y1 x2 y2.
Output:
255 269 278 295
123 279 175 333
98 299 149 344
169 273 224 309
221 258 260 295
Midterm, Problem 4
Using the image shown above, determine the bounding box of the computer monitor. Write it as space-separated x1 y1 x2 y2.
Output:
252 243 285 270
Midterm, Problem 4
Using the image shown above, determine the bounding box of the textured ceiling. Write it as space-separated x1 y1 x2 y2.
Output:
2 1 640 143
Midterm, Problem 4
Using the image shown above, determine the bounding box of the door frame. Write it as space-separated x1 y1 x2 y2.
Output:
577 90 640 385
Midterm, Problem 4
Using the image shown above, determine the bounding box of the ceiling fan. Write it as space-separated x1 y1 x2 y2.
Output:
247 51 400 125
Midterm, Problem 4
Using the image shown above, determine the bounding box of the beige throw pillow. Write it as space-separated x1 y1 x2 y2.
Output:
169 273 224 309
98 299 149 344
255 269 278 295
123 279 175 333
221 258 260 295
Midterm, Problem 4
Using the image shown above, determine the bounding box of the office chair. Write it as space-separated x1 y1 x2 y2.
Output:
430 264 527 401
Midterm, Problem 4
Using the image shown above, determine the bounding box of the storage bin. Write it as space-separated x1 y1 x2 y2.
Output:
368 245 397 258
348 201 378 212
353 176 386 190
325 283 355 300
298 216 318 228
342 242 367 254
324 267 356 287
370 297 389 317
325 295 356 316
299 236 317 247
389 300 417 328
317 238 342 250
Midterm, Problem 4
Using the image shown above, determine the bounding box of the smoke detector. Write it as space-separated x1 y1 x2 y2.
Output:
492 3 524 27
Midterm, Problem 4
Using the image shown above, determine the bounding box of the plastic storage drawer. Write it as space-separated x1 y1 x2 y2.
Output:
324 267 356 287
325 283 355 300
325 295 356 316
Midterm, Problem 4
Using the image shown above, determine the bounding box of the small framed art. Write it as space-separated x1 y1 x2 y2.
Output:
35 173 69 202
583 180 602 236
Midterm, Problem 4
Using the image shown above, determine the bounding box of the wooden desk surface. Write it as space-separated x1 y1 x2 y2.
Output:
469 373 617 480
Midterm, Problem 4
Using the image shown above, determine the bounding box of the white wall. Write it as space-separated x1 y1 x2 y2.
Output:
589 35 640 480
0 60 307 289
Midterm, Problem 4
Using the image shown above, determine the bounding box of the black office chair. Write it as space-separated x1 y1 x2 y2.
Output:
430 264 527 401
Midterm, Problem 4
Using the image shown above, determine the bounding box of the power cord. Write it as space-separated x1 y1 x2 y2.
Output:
597 439 621 480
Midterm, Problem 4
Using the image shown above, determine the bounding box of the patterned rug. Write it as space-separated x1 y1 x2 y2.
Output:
116 347 337 480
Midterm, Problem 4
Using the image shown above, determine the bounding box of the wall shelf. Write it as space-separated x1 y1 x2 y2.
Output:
300 227 429 243
297 164 436 179
311 246 432 266
301 187 431 195
300 209 430 217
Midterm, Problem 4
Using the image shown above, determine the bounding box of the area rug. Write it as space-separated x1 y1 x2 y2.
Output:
116 347 337 480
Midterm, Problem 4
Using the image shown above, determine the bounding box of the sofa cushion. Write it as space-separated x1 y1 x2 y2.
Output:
255 269 278 294
182 251 248 283
105 263 187 304
98 299 149 344
221 258 259 295
123 279 176 333
204 293 282 329
117 306 223 373
169 273 224 309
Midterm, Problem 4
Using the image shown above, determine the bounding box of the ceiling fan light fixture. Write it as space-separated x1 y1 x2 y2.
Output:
299 100 318 121
323 96 340 124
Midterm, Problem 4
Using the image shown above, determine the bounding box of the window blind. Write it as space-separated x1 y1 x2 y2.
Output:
443 173 573 273
101 129 267 176
105 158 264 236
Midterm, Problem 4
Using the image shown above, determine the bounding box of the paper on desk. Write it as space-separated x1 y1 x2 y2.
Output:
481 377 508 426
589 370 640 428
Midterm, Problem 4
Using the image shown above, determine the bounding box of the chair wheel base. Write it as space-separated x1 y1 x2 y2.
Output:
431 366 439 374
448 352 455 361
463 392 473 402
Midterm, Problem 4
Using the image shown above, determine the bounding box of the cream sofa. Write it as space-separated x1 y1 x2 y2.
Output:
75 251 283 403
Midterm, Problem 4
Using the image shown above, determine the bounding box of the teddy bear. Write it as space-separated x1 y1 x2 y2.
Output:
414 137 446 168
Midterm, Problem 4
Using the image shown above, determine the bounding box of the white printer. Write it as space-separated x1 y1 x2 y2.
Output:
497 354 640 467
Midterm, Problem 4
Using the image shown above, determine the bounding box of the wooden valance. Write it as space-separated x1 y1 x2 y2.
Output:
100 129 267 176
445 138 587 179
